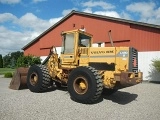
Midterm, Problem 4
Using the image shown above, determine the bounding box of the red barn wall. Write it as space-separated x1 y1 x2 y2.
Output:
130 24 160 51
24 14 160 56
24 40 40 56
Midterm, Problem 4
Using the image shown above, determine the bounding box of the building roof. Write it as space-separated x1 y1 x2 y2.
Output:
22 10 160 50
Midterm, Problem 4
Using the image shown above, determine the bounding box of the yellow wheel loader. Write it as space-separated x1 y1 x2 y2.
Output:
12 29 143 103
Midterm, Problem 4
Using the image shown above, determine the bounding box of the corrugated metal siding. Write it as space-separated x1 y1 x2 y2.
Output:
130 24 160 51
24 14 160 56
105 40 130 47
24 40 40 56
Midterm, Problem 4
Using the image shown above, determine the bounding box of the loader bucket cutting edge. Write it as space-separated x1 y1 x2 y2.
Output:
9 67 29 90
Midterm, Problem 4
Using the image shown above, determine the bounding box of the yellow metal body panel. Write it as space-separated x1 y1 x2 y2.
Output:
79 47 130 72
89 47 116 62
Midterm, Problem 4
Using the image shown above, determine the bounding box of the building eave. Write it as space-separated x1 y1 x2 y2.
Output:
22 10 160 50
74 11 160 29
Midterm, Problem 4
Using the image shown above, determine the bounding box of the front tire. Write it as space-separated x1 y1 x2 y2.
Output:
27 65 51 92
68 66 103 104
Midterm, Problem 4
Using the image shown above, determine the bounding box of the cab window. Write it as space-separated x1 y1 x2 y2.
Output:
79 33 91 47
61 33 75 54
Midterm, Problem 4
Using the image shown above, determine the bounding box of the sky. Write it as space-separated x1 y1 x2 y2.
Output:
0 0 160 56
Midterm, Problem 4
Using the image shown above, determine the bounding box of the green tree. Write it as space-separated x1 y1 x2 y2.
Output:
3 54 11 68
16 55 41 67
0 54 3 68
3 51 23 68
11 51 23 61
11 57 16 68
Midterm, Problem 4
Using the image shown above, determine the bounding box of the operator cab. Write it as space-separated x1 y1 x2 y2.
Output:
61 30 92 54
60 29 92 65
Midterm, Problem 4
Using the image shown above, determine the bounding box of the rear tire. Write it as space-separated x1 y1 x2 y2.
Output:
27 65 51 92
68 66 103 104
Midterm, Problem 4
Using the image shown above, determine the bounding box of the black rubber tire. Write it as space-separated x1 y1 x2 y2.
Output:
102 88 118 95
27 65 51 93
68 66 103 104
55 82 62 88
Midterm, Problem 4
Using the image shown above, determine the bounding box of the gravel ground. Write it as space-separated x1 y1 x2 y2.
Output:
0 75 160 120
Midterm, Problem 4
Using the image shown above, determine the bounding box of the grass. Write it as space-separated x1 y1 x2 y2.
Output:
0 68 15 75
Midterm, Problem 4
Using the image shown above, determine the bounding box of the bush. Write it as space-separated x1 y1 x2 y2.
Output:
152 59 160 72
4 72 13 78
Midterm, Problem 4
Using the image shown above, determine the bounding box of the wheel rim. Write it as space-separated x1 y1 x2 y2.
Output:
30 72 38 86
73 76 88 95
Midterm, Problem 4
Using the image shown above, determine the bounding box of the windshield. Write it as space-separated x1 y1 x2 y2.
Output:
79 33 91 47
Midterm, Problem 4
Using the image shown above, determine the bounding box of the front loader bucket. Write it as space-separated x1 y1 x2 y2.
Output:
9 67 29 90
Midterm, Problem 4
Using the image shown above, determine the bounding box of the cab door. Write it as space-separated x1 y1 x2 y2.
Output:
61 32 77 65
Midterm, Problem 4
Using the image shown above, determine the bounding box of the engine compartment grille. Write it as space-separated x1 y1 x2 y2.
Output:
129 48 138 77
